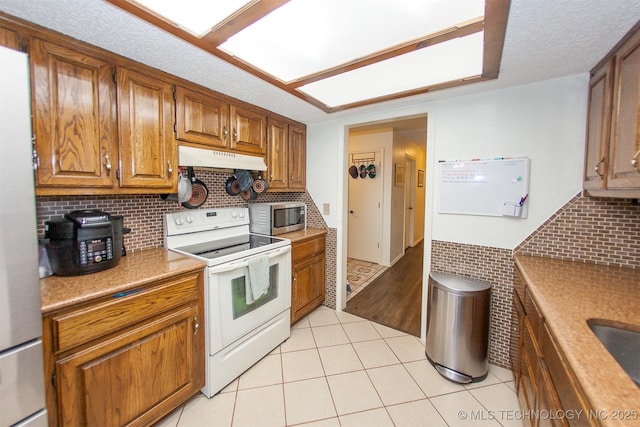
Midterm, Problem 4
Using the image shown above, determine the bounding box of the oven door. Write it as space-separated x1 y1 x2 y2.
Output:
207 245 291 353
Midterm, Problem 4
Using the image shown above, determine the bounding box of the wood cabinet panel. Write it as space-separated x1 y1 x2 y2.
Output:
266 117 289 190
44 271 204 426
266 117 306 192
117 66 177 190
540 324 595 426
583 60 613 191
292 252 325 324
288 123 306 191
608 28 640 190
31 39 117 190
56 304 202 426
537 359 569 427
515 265 595 427
175 86 230 148
584 23 640 197
53 275 199 353
290 234 326 324
229 105 266 155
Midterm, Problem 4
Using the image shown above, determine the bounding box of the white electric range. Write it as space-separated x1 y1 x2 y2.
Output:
164 207 291 397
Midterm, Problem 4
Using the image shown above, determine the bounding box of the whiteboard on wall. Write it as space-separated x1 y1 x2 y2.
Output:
438 158 530 218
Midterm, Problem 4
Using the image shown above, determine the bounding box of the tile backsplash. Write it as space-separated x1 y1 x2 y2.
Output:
36 169 337 308
431 193 640 370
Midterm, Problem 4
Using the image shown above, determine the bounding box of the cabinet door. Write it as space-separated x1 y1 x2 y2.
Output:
230 105 266 155
288 123 306 191
175 86 230 148
117 67 177 190
608 28 640 190
55 303 204 427
31 39 117 190
291 252 325 324
583 60 613 192
266 117 289 190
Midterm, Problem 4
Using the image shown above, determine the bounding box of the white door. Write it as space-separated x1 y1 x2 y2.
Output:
348 150 383 263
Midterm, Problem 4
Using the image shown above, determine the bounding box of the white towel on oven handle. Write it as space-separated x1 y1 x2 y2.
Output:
246 254 270 304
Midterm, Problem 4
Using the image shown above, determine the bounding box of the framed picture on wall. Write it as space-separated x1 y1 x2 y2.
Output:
394 164 404 187
418 170 424 187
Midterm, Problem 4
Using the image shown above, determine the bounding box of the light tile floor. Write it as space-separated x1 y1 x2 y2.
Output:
156 306 522 427
346 259 388 301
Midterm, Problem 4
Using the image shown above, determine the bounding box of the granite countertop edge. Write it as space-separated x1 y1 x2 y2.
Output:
40 247 206 314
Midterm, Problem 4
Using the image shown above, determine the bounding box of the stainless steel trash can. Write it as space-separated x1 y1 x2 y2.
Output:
425 272 491 383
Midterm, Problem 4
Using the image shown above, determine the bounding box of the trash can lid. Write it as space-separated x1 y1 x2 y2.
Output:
429 272 492 295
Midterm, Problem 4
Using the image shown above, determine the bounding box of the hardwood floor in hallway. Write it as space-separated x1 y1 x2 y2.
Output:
344 241 423 337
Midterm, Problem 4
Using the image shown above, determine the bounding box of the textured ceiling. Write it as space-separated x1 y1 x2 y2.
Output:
1 0 639 127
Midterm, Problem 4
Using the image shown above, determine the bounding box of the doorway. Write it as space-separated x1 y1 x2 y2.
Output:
345 115 427 334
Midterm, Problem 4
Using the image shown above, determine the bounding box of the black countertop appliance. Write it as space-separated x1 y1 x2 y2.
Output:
44 210 125 276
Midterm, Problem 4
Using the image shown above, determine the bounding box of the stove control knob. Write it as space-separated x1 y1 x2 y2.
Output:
175 217 184 226
231 211 238 218
238 210 245 218
185 215 194 223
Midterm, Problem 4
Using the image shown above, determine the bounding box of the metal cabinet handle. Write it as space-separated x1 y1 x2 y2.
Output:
233 128 238 141
167 162 173 175
632 151 640 172
105 154 112 175
223 126 228 140
594 157 605 177
193 315 199 335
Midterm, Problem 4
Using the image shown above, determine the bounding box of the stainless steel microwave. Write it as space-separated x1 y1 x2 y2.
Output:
248 202 306 236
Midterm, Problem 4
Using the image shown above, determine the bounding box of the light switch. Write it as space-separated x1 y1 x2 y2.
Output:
323 203 330 215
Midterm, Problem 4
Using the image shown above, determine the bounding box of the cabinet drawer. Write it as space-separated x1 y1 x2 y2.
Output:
524 291 543 339
292 236 326 262
52 273 199 353
522 318 540 391
537 359 569 427
540 324 595 425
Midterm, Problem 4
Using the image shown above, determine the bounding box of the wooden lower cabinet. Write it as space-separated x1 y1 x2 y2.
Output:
290 233 326 324
43 271 205 426
513 268 595 427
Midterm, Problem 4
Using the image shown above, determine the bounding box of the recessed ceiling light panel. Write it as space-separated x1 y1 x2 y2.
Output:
132 0 255 36
298 31 484 108
220 0 485 82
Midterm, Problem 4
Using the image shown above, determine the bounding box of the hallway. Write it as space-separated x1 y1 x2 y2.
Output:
344 241 424 337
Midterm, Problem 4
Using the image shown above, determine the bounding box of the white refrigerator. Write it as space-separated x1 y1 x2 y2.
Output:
0 45 47 426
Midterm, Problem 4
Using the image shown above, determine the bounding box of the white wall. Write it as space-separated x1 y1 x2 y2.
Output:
432 75 589 248
306 74 590 310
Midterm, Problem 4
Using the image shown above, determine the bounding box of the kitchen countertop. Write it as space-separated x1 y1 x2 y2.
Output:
514 254 640 426
280 227 327 243
40 248 205 314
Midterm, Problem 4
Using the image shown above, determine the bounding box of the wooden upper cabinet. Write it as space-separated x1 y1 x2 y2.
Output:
116 66 177 191
230 105 266 155
608 27 640 191
175 85 230 149
0 26 20 50
288 123 306 190
583 59 613 192
266 117 306 192
31 39 118 191
266 117 289 190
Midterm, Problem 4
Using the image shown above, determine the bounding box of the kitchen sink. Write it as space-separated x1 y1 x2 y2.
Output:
588 321 640 388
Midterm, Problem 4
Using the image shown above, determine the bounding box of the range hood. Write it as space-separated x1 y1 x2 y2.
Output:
178 146 267 171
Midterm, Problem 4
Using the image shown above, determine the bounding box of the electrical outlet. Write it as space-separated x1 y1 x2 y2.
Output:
323 203 330 215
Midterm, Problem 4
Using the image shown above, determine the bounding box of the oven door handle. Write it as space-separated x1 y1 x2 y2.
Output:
207 246 291 274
